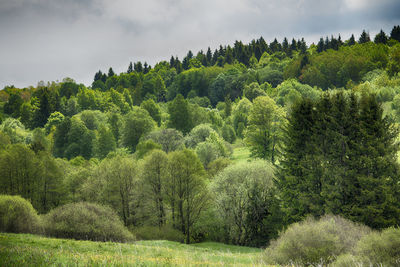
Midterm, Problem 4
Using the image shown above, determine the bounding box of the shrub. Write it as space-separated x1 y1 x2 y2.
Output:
331 254 362 267
43 202 134 242
264 215 371 266
0 195 42 234
356 227 400 266
132 225 184 242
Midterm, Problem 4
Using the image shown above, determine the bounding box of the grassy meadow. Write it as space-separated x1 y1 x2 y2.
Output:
0 233 266 266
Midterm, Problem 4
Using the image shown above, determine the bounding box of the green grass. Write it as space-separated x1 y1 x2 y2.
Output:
0 233 267 266
231 140 251 163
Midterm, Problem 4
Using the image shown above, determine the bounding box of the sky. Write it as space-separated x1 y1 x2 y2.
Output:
0 0 399 89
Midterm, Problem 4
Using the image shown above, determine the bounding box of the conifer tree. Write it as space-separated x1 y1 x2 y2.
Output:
108 67 115 77
359 30 371 43
127 62 133 73
374 29 388 44
390 25 400 41
348 34 356 45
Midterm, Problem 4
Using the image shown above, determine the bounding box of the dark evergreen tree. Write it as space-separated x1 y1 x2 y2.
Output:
359 30 371 44
206 47 212 66
33 87 52 128
3 91 23 118
338 34 343 46
290 38 297 51
134 61 143 73
390 25 400 41
269 38 282 53
212 49 219 65
143 62 150 74
225 46 234 64
94 70 103 82
108 67 115 77
127 62 133 73
278 98 316 223
348 34 356 45
374 29 388 44
317 38 325 53
282 37 289 55
299 38 307 53
324 36 330 50
169 56 175 68
279 93 400 228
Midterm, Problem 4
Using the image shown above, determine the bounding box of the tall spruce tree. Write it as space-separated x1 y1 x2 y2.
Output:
279 93 400 228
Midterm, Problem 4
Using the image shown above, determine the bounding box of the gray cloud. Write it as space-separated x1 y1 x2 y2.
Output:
0 0 399 88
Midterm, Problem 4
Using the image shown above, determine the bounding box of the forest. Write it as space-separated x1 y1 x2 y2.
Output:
1 26 400 266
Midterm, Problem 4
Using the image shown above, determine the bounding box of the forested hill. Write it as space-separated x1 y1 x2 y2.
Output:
1 26 400 249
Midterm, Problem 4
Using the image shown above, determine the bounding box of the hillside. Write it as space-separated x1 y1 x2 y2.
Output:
0 233 265 266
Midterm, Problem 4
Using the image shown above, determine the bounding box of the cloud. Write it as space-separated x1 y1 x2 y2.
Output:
0 0 399 88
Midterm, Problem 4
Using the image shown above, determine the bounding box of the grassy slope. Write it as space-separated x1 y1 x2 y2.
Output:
231 140 251 164
0 233 266 266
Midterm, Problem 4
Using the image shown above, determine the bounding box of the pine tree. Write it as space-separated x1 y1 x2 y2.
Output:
108 67 115 77
206 47 212 66
278 98 316 223
134 61 143 73
282 37 289 55
290 38 297 51
279 93 400 228
359 30 371 44
348 34 356 45
169 56 175 68
390 25 400 41
374 29 388 44
317 38 325 53
127 62 133 73
94 70 103 82
143 62 150 74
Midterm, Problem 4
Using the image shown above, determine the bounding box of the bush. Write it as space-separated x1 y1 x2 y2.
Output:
0 195 42 234
43 202 134 242
264 215 371 266
132 225 184 242
356 227 400 266
331 254 362 267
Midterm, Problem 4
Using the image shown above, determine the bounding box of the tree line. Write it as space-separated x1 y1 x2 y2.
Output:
1 26 400 246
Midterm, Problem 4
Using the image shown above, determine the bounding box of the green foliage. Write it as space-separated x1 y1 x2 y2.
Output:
279 92 400 228
94 124 116 159
141 150 168 227
167 149 208 243
0 145 65 213
167 94 193 134
232 98 252 138
140 99 162 126
243 82 266 101
132 225 184 242
0 233 265 266
211 160 282 246
43 202 134 242
220 123 236 143
144 128 184 153
0 118 27 144
0 195 42 234
185 123 217 148
84 155 139 226
121 107 155 152
245 96 286 163
265 215 371 266
44 111 64 134
294 43 389 89
355 227 400 266
135 139 162 159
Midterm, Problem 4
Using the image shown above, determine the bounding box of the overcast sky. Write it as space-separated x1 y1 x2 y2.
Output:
1 0 399 89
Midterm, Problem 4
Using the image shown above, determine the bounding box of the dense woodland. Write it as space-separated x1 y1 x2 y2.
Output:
1 26 400 247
